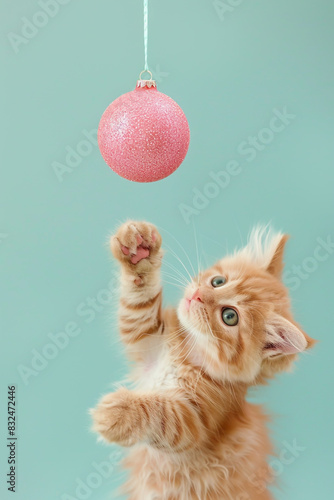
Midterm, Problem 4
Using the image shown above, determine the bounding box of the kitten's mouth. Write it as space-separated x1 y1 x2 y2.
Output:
264 342 276 350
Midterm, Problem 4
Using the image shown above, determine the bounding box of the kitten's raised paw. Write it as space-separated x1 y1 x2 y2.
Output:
90 389 144 446
110 221 162 268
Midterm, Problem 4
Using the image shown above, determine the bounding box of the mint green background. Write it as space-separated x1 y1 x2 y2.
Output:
1 0 333 499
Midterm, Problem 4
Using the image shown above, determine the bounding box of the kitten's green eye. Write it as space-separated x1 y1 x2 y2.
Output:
222 308 238 326
211 276 226 287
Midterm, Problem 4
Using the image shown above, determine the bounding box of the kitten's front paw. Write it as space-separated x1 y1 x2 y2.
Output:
110 221 162 271
91 389 145 446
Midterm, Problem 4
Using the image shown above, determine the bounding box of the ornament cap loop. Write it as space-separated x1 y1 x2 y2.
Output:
139 69 153 80
137 69 156 88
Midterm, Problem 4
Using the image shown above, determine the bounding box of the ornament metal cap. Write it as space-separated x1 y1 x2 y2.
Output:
136 69 156 89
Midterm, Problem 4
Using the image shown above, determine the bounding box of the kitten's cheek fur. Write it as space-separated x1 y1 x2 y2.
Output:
180 298 190 315
177 303 191 329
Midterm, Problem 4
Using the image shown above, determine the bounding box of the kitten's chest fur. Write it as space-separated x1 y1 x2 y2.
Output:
135 344 180 392
126 323 273 499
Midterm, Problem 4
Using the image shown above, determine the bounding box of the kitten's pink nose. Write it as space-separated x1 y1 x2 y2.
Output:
191 289 203 302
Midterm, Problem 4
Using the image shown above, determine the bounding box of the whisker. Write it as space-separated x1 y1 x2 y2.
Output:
160 226 196 278
163 260 190 286
192 219 201 278
161 271 189 287
164 244 194 282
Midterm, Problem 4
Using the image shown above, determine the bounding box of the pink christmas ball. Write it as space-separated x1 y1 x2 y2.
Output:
98 81 190 182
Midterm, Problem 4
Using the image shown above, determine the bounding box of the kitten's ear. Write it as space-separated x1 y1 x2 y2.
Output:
263 313 315 359
266 234 289 278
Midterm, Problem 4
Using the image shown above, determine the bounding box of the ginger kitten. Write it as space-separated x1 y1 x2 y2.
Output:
91 221 314 500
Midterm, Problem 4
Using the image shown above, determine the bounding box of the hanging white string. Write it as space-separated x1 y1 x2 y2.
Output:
144 0 149 72
138 0 154 83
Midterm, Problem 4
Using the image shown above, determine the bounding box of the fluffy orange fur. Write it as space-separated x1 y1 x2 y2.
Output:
91 221 315 500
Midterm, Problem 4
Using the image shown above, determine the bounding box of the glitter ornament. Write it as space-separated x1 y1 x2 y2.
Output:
98 77 190 182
